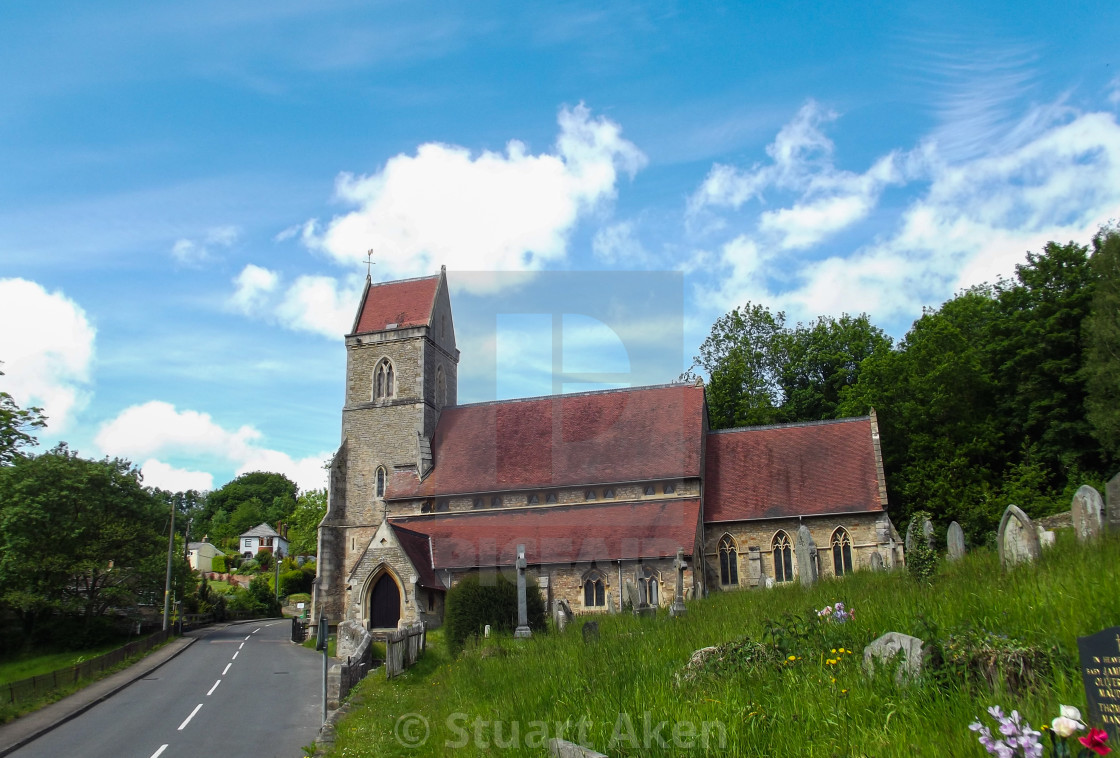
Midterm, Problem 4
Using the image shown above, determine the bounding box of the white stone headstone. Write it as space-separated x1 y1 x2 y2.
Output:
1072 485 1105 542
795 525 818 587
998 504 1041 568
946 521 965 561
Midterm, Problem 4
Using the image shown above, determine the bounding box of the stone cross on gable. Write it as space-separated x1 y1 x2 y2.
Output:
514 544 531 639
670 547 688 617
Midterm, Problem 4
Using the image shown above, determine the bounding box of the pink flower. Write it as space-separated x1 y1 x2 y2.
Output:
1080 727 1112 756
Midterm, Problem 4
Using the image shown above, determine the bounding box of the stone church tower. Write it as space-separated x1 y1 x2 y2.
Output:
312 267 458 622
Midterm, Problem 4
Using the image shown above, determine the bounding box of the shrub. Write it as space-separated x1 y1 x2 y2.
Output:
279 568 312 597
238 559 259 574
444 571 546 655
211 555 227 573
255 549 273 572
906 510 938 582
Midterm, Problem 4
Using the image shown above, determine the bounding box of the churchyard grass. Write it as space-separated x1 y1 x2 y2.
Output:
0 642 126 684
326 529 1120 757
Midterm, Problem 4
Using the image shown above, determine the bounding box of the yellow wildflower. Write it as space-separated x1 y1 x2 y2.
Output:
788 655 796 661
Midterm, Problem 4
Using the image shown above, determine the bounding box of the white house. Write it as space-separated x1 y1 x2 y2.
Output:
239 523 289 559
187 541 224 573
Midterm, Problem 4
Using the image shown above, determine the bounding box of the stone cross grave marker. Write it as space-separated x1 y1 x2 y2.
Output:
670 548 688 617
1072 485 1105 542
1077 626 1120 729
1108 472 1120 533
906 517 933 553
514 544 531 639
946 521 966 561
795 525 818 587
997 505 1041 569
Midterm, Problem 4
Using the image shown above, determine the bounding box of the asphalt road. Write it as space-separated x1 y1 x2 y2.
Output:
10 621 324 758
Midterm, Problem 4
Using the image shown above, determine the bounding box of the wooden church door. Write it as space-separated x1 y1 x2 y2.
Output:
370 574 401 629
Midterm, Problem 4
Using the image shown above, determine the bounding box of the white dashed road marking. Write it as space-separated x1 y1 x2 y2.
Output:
178 703 203 731
222 663 231 675
232 651 238 660
150 745 168 758
207 680 221 696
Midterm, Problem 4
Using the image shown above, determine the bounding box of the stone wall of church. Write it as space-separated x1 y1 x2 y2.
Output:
703 512 898 590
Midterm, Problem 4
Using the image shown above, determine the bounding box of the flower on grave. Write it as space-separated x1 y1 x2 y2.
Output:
1079 728 1111 756
816 601 853 623
1052 706 1086 738
969 706 1044 758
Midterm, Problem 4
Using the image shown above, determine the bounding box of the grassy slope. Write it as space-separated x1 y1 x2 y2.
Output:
0 642 128 684
328 530 1119 757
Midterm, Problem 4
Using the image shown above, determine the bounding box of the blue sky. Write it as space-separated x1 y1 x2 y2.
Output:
2 0 1118 493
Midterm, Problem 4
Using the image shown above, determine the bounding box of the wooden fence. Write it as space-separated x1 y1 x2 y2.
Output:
2 628 172 706
385 622 426 679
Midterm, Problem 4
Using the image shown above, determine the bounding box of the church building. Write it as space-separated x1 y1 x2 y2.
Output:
311 268 904 630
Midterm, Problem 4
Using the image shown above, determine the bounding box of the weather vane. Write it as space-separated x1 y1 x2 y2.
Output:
365 250 375 278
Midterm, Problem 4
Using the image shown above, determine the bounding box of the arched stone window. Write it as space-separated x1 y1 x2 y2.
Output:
373 358 395 401
545 492 557 504
638 566 660 607
375 466 386 499
772 530 793 583
603 488 616 499
491 495 502 508
718 534 739 586
582 569 606 608
831 527 853 577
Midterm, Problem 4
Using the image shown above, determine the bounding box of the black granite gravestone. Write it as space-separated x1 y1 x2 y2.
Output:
1078 626 1120 728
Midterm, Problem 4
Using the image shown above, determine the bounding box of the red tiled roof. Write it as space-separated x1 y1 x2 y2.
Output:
392 524 444 589
352 275 440 334
704 417 884 522
387 384 705 498
391 499 700 569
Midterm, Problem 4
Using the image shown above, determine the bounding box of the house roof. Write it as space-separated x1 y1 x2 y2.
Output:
704 417 885 522
351 274 440 334
390 524 444 590
390 498 701 569
387 383 706 498
188 542 220 552
241 523 281 539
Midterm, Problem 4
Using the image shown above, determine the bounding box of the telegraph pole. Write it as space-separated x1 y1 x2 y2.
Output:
162 499 175 632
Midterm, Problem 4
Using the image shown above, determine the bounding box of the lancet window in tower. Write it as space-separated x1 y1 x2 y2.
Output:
373 358 395 401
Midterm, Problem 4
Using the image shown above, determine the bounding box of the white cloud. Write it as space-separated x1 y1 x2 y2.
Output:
230 264 280 314
96 400 329 492
171 225 240 267
139 458 214 492
698 104 1120 329
304 103 646 287
274 274 364 338
689 101 902 250
592 221 649 264
0 278 95 431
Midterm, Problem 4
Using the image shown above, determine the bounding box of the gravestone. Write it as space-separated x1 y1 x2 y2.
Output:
484 624 491 638
762 576 775 589
670 548 688 617
906 517 934 553
625 580 640 611
747 546 762 587
998 505 1041 569
1077 626 1120 729
1037 527 1056 549
795 525 818 587
555 599 573 632
1072 485 1105 542
863 632 927 684
549 738 607 758
869 551 884 571
513 544 531 639
946 521 966 561
581 620 599 643
1108 473 1120 533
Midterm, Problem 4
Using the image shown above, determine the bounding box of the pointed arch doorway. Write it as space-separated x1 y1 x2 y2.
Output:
369 573 401 629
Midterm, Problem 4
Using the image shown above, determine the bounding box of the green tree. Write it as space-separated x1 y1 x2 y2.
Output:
0 364 47 465
685 303 785 428
1083 226 1120 461
0 445 167 640
197 471 297 543
287 488 327 556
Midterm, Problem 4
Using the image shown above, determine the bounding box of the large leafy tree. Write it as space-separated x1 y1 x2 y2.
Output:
1083 226 1120 461
0 445 167 639
196 471 298 544
287 488 327 556
0 364 46 465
